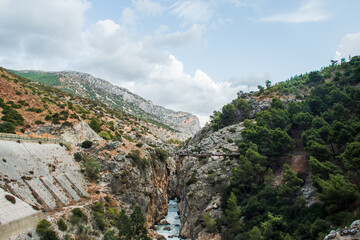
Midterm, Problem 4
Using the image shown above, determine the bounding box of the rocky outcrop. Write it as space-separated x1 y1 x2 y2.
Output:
31 120 103 144
15 70 201 140
177 154 238 239
93 141 178 227
177 123 243 239
188 123 244 152
324 220 360 240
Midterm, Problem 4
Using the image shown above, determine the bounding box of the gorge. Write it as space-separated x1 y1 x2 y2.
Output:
2 57 360 240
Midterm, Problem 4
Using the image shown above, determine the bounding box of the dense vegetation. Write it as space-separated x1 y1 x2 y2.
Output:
36 199 149 240
208 56 360 240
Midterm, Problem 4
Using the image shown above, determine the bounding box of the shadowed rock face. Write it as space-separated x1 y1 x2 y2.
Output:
103 151 178 226
15 70 201 140
176 123 243 239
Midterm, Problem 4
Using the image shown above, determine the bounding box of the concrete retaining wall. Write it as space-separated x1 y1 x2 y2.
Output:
0 211 44 240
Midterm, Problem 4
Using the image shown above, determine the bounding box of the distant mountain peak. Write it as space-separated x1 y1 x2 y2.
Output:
13 69 201 140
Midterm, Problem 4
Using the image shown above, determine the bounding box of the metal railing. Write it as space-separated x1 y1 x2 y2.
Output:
176 151 240 157
0 133 65 144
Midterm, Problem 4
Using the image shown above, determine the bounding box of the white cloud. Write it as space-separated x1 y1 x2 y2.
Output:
225 0 254 7
0 0 90 69
334 32 360 60
132 55 241 126
0 0 252 126
260 0 331 23
77 21 238 125
150 24 205 48
121 7 137 25
229 72 272 91
132 0 164 17
170 1 214 25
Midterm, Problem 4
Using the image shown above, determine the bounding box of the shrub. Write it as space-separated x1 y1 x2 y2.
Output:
81 140 93 149
70 208 88 224
155 148 168 162
74 152 82 162
136 142 143 148
126 150 149 168
89 118 102 133
64 143 71 151
83 155 101 180
229 127 236 133
103 230 116 240
36 219 51 234
99 131 112 140
1 106 24 125
203 212 217 233
57 218 67 231
0 122 15 133
42 230 59 240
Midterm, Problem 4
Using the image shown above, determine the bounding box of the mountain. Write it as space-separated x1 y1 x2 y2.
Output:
175 56 360 239
2 56 360 240
0 67 179 239
12 70 201 140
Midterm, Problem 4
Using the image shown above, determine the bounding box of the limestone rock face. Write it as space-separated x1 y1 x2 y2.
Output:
177 155 238 239
95 146 178 227
177 123 243 239
32 120 102 144
188 123 244 153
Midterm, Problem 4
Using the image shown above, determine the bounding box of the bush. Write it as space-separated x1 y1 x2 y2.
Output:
70 208 88 225
99 131 113 140
155 148 168 161
83 155 101 180
103 230 116 240
36 219 51 234
203 212 217 232
74 152 82 162
89 118 102 133
42 230 59 240
1 106 24 125
126 150 149 168
81 140 93 149
0 122 15 133
64 143 71 151
310 218 329 239
57 218 67 231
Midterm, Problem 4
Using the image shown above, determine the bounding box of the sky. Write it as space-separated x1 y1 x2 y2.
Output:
0 0 360 126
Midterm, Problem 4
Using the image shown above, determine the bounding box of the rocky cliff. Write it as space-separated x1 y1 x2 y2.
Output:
91 140 178 226
13 70 201 140
177 123 243 239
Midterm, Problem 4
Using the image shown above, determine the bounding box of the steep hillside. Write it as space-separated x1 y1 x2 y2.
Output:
12 70 201 140
177 56 360 240
0 67 180 239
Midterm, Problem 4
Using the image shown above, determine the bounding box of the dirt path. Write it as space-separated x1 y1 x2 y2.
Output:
274 130 309 185
289 130 309 174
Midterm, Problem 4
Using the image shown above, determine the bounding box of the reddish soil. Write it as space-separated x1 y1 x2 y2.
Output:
275 130 309 186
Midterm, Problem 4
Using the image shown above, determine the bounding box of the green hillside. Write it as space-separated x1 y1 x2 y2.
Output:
13 71 62 86
210 56 360 240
